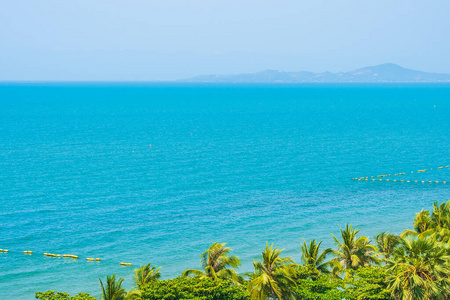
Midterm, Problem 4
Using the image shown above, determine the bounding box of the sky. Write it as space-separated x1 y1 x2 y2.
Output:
1 0 449 81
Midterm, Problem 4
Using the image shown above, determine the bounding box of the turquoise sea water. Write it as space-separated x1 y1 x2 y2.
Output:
0 83 449 299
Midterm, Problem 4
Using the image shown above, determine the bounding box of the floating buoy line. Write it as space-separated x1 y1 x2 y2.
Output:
0 249 132 266
352 165 449 184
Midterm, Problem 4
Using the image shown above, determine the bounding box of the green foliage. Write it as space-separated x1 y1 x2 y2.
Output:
295 277 346 300
331 224 380 279
35 291 95 300
387 237 450 300
375 233 401 261
182 242 241 284
141 277 249 300
291 266 391 300
346 266 392 299
292 271 346 300
247 243 295 300
134 263 161 289
402 201 450 242
300 239 334 275
99 274 127 300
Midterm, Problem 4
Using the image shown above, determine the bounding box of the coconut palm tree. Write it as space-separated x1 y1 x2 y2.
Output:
402 209 434 239
134 263 161 289
330 224 379 279
387 236 450 300
429 201 450 242
247 243 295 300
99 274 127 300
375 232 401 261
182 242 241 283
300 239 334 274
401 201 450 242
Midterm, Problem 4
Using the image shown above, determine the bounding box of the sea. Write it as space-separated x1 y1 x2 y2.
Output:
0 83 449 299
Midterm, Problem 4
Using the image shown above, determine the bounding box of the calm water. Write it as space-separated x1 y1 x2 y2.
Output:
0 83 449 299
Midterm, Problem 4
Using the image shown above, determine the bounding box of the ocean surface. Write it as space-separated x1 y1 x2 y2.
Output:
0 83 449 299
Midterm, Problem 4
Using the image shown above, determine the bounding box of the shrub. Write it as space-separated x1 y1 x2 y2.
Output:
141 277 249 300
35 290 95 300
345 266 392 300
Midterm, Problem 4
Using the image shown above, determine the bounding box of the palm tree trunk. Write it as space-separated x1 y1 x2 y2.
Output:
270 286 276 300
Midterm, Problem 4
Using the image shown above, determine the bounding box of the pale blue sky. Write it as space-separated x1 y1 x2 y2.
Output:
1 0 449 81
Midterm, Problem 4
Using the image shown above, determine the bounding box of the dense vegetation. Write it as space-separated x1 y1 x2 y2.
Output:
36 200 450 300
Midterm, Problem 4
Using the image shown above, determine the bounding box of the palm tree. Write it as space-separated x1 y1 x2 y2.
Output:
300 239 334 274
429 201 450 242
401 201 450 242
134 263 161 289
375 232 401 261
99 274 127 300
330 224 379 279
182 242 241 283
247 243 295 300
387 236 450 300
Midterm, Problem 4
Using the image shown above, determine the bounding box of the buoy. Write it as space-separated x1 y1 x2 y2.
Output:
446 166 449 168
57 254 61 257
428 181 432 183
96 258 101 261
372 179 375 181
444 182 447 184
120 262 132 266
386 179 390 181
86 258 95 261
400 180 404 182
0 249 3 252
415 181 418 183
63 254 78 259
407 181 410 183
422 181 425 183
393 180 397 182
3 250 8 253
23 251 32 254
438 167 443 169
435 181 439 183
379 179 382 181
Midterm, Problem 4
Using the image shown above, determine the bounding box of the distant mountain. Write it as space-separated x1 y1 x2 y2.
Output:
180 64 450 83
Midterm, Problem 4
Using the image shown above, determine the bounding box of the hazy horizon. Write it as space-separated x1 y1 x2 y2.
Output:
1 1 450 81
